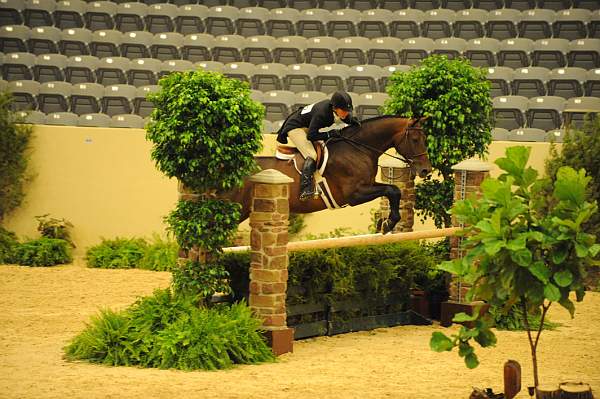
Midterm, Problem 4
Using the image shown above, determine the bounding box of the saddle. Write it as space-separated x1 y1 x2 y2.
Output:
275 141 326 172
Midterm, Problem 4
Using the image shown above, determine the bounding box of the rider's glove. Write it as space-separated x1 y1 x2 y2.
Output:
328 129 342 140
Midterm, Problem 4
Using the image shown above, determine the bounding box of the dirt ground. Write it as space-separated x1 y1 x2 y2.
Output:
1 260 599 399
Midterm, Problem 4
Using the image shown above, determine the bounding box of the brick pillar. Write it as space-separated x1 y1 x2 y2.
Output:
248 169 294 356
440 159 492 327
378 158 415 233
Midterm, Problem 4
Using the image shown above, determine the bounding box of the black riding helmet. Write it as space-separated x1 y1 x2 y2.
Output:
330 91 353 112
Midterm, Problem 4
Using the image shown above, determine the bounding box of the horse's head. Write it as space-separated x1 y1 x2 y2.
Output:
395 117 432 178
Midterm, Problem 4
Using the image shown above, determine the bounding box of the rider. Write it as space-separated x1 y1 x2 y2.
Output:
276 91 360 201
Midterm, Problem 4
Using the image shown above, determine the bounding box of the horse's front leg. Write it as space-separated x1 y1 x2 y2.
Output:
348 183 401 234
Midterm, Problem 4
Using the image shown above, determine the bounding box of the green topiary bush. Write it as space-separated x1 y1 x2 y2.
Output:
64 288 274 371
384 56 493 228
13 237 72 266
86 238 148 269
0 227 18 264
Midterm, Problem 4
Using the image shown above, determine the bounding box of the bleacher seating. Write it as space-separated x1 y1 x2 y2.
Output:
0 0 598 134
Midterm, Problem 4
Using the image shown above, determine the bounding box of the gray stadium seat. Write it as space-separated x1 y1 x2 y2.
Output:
504 0 536 11
293 90 327 111
486 9 521 40
547 67 585 98
70 82 103 115
568 39 600 70
0 0 23 26
314 64 350 94
527 96 565 131
54 0 86 30
146 3 177 34
59 28 92 56
23 0 54 28
545 129 564 143
28 26 61 55
297 9 329 38
262 119 274 134
120 30 152 59
498 38 533 69
443 0 472 11
367 37 402 67
589 10 600 39
585 68 600 97
65 55 98 83
182 33 214 62
159 59 193 77
237 7 268 37
537 0 573 10
133 84 158 117
491 127 509 140
2 52 35 81
492 95 528 130
273 36 306 65
399 37 434 65
78 112 111 127
115 2 148 33
19 110 46 124
194 60 224 72
553 9 591 41
508 128 546 142
359 9 392 39
212 34 244 63
84 1 116 31
453 9 487 41
8 80 40 111
336 36 370 66
380 64 410 90
379 0 411 11
205 5 238 36
111 113 144 128
390 9 423 39
34 53 67 83
102 83 135 116
284 63 318 93
249 89 263 103
320 0 348 10
517 9 555 41
38 81 72 113
350 0 378 10
243 35 275 64
262 89 295 121
511 66 550 98
305 36 338 66
151 32 183 61
432 37 467 60
563 97 600 129
175 4 207 35
252 62 286 91
465 38 500 67
355 92 388 119
531 38 568 69
327 9 360 39
0 25 29 53
128 57 160 87
96 56 130 85
347 64 383 94
421 9 455 40
472 0 502 11
265 8 299 38
45 111 78 125
222 61 255 83
90 29 122 58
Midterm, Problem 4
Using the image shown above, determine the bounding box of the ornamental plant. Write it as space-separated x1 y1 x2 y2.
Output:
429 146 600 392
384 56 493 228
146 70 264 301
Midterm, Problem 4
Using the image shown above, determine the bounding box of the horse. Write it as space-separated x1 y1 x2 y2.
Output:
226 115 432 234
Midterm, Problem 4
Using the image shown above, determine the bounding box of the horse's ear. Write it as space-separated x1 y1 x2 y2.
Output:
417 116 429 125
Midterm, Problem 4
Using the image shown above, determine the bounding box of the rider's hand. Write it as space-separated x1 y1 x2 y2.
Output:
328 129 341 139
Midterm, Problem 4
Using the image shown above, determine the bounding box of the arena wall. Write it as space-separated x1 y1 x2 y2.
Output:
3 125 559 255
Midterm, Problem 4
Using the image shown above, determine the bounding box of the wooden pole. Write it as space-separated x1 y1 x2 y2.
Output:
223 227 460 253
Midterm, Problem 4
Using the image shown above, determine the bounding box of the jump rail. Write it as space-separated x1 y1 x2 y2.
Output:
223 227 461 253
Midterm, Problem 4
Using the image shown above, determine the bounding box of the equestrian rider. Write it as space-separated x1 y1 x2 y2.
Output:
276 91 360 201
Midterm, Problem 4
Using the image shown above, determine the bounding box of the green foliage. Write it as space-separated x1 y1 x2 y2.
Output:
172 259 231 303
0 92 34 222
384 56 493 227
430 146 599 380
288 213 306 236
545 116 600 240
13 237 72 266
165 199 241 252
65 289 274 370
35 213 74 246
86 237 148 269
146 70 264 193
0 227 18 264
489 303 560 331
138 234 178 271
415 178 455 228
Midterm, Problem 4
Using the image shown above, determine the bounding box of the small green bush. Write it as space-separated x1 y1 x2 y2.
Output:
65 288 274 371
86 238 148 269
489 304 560 331
172 259 231 302
13 237 72 266
0 227 18 264
138 235 178 271
35 214 74 246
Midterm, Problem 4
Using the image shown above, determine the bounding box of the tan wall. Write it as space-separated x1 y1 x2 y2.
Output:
3 125 559 255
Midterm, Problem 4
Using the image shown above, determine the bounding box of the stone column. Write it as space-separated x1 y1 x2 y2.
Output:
248 169 294 356
378 158 415 233
440 159 493 327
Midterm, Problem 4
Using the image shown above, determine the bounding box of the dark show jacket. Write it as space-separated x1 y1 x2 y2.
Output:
276 99 352 144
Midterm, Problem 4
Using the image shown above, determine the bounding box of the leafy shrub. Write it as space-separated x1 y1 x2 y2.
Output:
0 227 18 264
86 238 148 269
172 259 231 302
0 91 33 222
288 214 306 236
35 214 74 246
65 289 274 370
13 237 72 266
489 303 560 331
138 235 178 271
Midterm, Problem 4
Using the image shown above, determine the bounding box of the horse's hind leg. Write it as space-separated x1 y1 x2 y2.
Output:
348 183 401 234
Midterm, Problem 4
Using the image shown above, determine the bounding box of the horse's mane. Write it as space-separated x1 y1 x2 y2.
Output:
340 115 405 134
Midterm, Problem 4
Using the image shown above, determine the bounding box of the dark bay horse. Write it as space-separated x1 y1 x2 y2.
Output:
226 115 432 234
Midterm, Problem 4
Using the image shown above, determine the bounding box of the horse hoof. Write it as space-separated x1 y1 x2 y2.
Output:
381 220 392 234
376 218 383 232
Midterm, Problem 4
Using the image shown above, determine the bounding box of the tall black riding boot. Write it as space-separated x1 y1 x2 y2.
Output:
299 157 318 201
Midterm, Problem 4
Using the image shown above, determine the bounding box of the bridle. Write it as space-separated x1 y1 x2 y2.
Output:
331 119 428 165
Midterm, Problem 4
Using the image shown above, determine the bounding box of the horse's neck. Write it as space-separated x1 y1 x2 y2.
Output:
353 118 402 153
